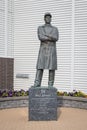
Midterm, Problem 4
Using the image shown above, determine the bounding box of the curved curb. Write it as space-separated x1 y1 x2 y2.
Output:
57 96 87 109
0 96 87 109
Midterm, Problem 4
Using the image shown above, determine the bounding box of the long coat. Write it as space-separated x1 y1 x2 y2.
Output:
36 24 59 70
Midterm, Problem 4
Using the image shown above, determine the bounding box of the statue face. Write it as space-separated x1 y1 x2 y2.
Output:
44 15 51 24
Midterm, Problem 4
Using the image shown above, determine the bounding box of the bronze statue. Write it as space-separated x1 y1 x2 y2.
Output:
34 13 59 87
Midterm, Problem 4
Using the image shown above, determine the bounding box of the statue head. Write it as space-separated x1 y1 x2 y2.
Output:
44 12 52 24
44 12 52 18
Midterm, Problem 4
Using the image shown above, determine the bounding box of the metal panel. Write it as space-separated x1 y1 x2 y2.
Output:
0 0 14 57
7 0 14 57
14 0 72 91
74 0 87 93
0 0 5 56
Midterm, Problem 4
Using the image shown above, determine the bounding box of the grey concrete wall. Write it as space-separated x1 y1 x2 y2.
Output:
0 96 87 109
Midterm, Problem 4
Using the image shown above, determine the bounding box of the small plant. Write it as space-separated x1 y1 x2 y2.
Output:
0 89 29 98
73 91 86 98
1 90 8 97
57 90 87 98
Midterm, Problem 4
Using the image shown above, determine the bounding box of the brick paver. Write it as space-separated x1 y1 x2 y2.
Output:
0 107 87 130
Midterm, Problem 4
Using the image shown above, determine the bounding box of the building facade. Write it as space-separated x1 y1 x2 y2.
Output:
0 0 87 93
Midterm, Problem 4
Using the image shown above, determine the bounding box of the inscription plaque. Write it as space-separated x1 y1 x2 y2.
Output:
29 87 57 121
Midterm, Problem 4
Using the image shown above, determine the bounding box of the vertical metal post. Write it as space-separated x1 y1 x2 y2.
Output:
71 0 75 91
5 0 8 57
5 0 8 88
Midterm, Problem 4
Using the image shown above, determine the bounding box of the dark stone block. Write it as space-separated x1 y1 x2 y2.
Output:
0 57 14 90
28 87 57 121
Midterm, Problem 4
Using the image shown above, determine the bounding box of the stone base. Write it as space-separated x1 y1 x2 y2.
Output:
28 87 57 121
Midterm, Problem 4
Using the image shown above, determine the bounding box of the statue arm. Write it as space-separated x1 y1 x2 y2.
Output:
45 28 59 42
38 26 48 41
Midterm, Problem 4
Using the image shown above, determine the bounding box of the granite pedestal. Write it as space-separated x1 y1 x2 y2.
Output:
28 87 57 121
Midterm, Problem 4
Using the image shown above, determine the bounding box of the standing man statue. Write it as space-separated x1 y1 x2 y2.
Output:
34 12 59 88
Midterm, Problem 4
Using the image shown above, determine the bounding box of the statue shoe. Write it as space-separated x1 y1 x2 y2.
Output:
48 81 54 88
34 80 41 87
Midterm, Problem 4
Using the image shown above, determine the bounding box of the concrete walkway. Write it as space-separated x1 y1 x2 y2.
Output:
0 107 87 130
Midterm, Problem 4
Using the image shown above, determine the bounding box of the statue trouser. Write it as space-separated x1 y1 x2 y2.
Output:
34 69 55 87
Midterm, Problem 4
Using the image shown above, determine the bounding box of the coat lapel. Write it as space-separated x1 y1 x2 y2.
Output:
43 25 53 35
